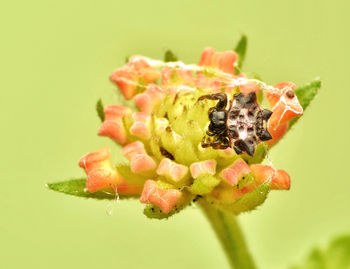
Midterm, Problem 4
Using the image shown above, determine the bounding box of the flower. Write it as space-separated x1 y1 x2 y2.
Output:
199 47 238 75
78 147 142 194
78 48 303 218
110 56 160 100
265 82 303 146
98 105 132 144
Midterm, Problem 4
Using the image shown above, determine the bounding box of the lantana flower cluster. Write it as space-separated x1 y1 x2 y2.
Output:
78 48 303 218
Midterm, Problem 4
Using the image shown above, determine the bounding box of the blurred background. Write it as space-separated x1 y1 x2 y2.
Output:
1 0 349 268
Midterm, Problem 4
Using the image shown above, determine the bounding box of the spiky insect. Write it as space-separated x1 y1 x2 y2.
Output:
198 92 273 156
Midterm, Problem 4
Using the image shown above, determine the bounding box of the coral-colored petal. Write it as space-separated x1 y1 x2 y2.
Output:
156 158 189 183
249 164 290 190
128 56 160 84
249 164 274 183
130 122 151 139
110 57 160 100
199 47 237 75
128 56 160 83
98 121 127 144
130 112 151 139
161 67 193 87
272 170 291 190
269 98 303 128
218 51 237 75
86 169 118 193
104 105 132 119
128 56 150 70
220 159 250 186
140 180 182 214
142 68 161 83
134 84 165 113
265 81 302 129
132 112 150 122
110 68 138 100
266 81 296 107
190 160 217 179
130 153 156 173
122 141 146 160
239 82 260 95
195 74 222 93
98 105 132 144
133 93 152 113
161 67 173 86
78 148 123 193
78 147 111 173
266 122 289 147
199 47 215 67
117 179 143 195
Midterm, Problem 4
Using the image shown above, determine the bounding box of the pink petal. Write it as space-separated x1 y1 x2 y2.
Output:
190 160 217 179
134 84 165 113
122 141 146 160
130 112 151 139
156 158 189 183
78 147 111 173
86 169 118 193
98 105 132 144
220 159 250 186
98 121 128 144
110 68 138 100
130 153 157 173
140 180 182 214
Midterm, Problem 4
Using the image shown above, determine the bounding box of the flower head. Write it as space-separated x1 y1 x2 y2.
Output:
78 48 303 218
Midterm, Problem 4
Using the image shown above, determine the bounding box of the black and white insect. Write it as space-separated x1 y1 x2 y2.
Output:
198 92 273 156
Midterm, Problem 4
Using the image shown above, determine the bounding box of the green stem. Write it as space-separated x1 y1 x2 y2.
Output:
200 200 257 269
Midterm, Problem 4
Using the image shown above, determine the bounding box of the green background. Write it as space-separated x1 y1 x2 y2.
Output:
1 0 349 268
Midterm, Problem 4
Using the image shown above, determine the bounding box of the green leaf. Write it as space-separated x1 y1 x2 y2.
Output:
289 78 321 129
96 99 105 122
291 235 350 269
47 178 137 200
234 35 247 70
164 49 178 62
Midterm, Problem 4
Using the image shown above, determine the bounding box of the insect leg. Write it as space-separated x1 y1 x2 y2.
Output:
201 135 230 149
197 93 228 110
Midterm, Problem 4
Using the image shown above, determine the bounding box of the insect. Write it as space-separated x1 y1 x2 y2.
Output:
198 92 273 156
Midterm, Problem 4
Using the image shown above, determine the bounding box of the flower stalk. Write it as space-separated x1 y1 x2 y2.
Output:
200 200 257 269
